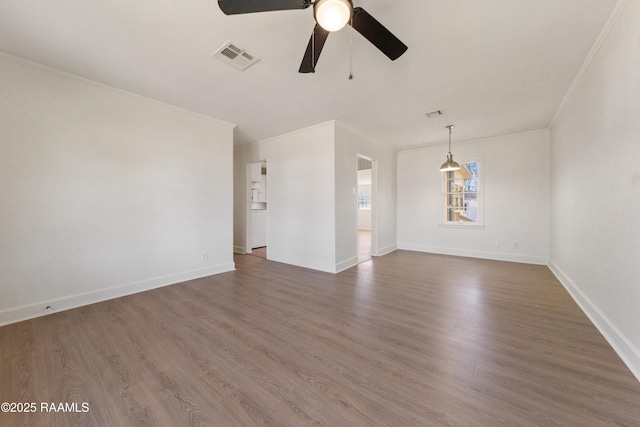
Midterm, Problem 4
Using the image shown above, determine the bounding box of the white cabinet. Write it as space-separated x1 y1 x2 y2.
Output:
251 210 267 248
250 162 267 203
257 174 267 202
250 162 262 183
252 173 267 203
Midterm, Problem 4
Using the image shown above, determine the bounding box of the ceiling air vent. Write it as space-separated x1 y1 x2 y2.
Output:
425 110 444 118
212 41 260 71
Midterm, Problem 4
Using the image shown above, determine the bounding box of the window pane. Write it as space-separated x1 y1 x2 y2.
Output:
463 192 478 221
358 192 370 209
358 184 371 209
464 162 478 192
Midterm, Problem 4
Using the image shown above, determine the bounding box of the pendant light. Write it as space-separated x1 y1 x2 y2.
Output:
440 125 461 172
314 0 353 32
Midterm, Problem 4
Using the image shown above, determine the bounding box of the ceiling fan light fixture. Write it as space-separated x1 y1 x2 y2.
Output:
314 0 352 32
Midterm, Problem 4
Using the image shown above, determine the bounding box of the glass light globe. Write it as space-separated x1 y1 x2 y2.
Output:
315 0 352 32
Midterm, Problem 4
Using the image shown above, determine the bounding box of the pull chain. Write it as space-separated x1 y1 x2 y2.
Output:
348 13 354 80
312 26 316 72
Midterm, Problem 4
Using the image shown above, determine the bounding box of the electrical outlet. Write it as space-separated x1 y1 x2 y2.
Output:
202 253 209 262
514 242 519 249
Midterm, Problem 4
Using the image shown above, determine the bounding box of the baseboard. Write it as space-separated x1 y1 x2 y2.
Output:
0 262 236 327
376 243 397 257
336 257 358 273
548 260 640 383
397 243 547 265
233 245 247 254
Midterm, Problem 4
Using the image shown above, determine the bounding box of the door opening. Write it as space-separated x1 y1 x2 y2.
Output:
248 160 267 258
357 156 372 263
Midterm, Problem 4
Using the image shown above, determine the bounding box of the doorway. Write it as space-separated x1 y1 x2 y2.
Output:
248 160 267 258
357 156 372 263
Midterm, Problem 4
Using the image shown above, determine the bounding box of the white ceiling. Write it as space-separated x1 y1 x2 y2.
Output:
0 0 618 150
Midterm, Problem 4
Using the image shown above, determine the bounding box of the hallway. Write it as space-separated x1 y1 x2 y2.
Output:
358 229 371 263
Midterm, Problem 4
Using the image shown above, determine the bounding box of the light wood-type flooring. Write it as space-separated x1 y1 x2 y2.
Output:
248 246 266 259
2 250 640 426
358 229 372 264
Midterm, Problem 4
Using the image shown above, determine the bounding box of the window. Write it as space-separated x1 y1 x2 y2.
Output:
442 161 482 225
358 184 371 209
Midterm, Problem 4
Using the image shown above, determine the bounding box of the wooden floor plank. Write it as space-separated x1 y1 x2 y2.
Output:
2 250 640 426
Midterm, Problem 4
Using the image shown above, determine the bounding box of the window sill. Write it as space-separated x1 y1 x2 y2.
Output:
438 222 485 229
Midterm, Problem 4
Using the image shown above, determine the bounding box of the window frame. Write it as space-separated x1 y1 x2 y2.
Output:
438 156 484 229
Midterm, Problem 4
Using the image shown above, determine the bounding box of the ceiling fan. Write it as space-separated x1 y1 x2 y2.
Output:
217 0 408 73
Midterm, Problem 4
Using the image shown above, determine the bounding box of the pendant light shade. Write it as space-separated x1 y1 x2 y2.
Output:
314 0 353 32
440 125 461 172
440 153 461 172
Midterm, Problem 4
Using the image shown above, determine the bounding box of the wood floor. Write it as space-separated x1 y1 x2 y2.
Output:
358 230 372 264
248 246 266 259
2 250 640 426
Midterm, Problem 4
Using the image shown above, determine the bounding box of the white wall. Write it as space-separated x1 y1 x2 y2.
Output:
397 130 549 264
232 131 250 254
334 122 397 271
0 54 235 326
357 207 372 231
549 0 640 381
234 122 336 272
233 120 396 273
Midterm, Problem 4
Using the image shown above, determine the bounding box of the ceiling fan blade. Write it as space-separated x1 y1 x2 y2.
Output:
218 0 311 15
299 24 330 73
350 7 408 60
